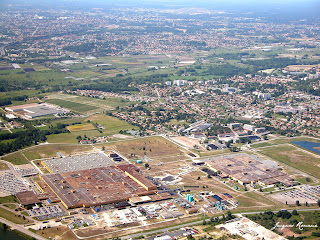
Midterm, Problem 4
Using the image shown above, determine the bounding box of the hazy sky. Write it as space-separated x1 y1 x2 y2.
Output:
3 0 320 14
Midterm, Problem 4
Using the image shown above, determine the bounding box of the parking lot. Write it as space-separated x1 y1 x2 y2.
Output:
27 205 66 220
271 187 319 204
42 152 114 173
299 185 320 196
15 164 38 177
0 170 28 195
146 227 199 240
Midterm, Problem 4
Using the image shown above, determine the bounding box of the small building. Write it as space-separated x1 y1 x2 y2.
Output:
192 160 204 165
227 123 241 130
185 207 198 214
255 127 266 133
243 124 255 132
79 139 93 144
154 235 172 240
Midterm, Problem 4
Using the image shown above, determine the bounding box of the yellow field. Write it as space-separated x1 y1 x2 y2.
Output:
67 123 95 132
286 64 320 71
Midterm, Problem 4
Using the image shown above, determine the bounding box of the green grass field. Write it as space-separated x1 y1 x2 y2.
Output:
46 130 101 143
0 207 31 224
3 152 29 165
0 195 18 204
258 145 320 179
86 113 135 135
45 99 98 113
3 144 94 163
251 137 320 148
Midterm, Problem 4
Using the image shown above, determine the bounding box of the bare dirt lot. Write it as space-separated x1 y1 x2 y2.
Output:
172 136 205 149
107 136 184 161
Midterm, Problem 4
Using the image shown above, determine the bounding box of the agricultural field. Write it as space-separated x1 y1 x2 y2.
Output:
258 145 320 179
45 93 133 115
45 99 98 114
67 123 95 132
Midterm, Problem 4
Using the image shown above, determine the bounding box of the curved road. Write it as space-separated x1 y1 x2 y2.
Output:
0 217 47 240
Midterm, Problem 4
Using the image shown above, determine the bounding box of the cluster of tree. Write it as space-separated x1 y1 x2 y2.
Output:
0 77 40 92
238 137 252 144
0 95 29 107
78 81 137 93
242 57 299 70
208 52 250 60
63 43 95 53
201 63 252 78
0 123 69 155
202 211 235 226
206 124 231 136
0 129 46 155
133 73 172 84
248 210 320 237
294 79 320 96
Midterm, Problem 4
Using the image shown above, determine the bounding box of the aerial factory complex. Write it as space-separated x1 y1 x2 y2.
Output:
0 0 320 239
41 164 157 209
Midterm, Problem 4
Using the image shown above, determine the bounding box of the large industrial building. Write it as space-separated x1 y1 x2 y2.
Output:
5 103 65 119
40 164 158 209
205 153 294 186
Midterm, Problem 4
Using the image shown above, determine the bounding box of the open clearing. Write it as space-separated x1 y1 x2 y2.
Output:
172 136 204 149
258 145 320 179
3 144 94 164
104 136 184 161
23 144 94 160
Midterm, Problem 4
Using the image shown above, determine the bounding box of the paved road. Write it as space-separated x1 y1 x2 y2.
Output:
0 217 47 240
124 208 320 239
124 219 205 239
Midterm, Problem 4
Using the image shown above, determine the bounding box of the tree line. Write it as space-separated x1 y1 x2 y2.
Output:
0 123 69 156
